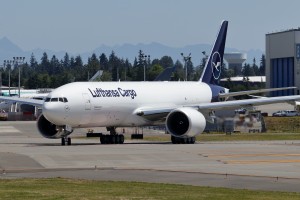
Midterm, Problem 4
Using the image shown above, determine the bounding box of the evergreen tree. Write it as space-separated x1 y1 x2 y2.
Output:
109 51 120 81
63 52 70 68
50 55 60 75
186 59 194 81
87 53 100 80
29 53 38 70
40 52 50 74
242 63 255 77
74 55 83 67
252 58 260 76
260 54 266 76
99 53 109 71
159 56 174 69
173 60 184 81
148 64 164 81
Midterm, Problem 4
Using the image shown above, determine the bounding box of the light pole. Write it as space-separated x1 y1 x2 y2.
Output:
139 51 150 81
13 57 25 98
143 55 150 81
4 60 13 96
181 53 191 81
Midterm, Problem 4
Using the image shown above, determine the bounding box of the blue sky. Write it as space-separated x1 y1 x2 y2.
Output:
1 0 300 53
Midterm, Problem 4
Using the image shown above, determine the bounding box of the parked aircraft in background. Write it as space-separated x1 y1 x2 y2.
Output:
1 20 299 145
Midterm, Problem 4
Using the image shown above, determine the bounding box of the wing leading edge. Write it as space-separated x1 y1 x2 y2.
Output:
0 96 44 107
135 95 300 121
219 87 296 99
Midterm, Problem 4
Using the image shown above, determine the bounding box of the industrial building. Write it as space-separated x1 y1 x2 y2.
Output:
266 29 300 96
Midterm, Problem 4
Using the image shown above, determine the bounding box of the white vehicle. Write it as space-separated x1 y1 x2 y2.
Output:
272 110 299 117
1 20 300 145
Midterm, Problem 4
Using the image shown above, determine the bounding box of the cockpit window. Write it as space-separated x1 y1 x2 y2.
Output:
51 98 58 102
45 97 68 103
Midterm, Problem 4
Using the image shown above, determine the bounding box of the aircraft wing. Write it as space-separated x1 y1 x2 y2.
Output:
136 95 300 120
0 96 44 107
219 87 296 99
196 95 300 111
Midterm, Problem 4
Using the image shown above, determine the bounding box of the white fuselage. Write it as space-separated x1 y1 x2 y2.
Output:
42 81 212 128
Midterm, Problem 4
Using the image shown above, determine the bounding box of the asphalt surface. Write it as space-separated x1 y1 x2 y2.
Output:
0 121 300 193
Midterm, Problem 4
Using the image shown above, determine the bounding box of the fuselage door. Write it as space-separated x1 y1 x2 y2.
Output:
82 93 91 110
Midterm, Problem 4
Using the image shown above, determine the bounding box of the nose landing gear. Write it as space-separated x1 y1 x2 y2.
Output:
61 137 72 146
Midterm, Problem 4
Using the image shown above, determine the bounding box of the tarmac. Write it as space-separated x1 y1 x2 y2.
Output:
0 121 300 193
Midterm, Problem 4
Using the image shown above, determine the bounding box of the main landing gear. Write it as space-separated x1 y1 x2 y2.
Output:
100 127 125 144
171 136 196 144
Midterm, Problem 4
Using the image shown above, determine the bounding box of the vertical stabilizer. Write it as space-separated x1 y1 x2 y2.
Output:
199 20 228 85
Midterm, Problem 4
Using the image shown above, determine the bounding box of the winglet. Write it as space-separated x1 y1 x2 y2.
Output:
199 20 228 85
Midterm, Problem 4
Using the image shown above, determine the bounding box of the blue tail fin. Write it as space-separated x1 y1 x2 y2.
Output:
199 20 228 85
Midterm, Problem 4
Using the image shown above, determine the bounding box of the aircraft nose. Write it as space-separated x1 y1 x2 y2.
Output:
42 103 64 125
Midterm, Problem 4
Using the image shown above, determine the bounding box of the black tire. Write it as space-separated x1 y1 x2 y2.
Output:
187 137 192 144
115 135 120 144
67 138 71 146
110 135 116 144
61 138 66 146
191 137 196 144
120 135 125 144
104 135 109 144
171 136 177 144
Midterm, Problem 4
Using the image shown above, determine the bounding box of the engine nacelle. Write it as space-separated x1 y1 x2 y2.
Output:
37 114 70 139
166 107 206 137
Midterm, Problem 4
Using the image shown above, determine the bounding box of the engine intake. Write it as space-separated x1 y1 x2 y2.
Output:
37 114 70 139
166 107 206 137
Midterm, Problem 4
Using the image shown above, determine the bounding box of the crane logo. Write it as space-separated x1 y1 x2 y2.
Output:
211 51 222 80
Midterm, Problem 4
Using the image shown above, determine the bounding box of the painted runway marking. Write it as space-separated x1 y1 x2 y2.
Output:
225 160 300 164
0 126 20 133
207 153 300 158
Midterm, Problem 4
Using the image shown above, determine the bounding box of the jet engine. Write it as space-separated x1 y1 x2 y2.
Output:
37 114 70 139
166 107 206 137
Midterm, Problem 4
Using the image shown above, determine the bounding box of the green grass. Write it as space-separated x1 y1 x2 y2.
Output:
197 132 300 142
264 117 300 133
0 178 299 200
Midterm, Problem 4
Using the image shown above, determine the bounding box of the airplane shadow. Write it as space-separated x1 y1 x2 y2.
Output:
25 141 173 147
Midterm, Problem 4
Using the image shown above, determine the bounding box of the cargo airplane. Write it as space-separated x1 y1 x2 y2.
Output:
1 20 299 145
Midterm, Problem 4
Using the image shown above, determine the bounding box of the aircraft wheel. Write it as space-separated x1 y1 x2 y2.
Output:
61 138 66 146
67 138 71 146
110 135 116 144
115 135 120 144
171 136 179 144
120 135 125 144
191 137 196 144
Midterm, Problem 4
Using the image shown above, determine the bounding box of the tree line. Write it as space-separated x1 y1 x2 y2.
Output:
0 50 266 89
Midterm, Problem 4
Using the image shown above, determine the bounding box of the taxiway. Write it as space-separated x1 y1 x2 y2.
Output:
0 121 300 192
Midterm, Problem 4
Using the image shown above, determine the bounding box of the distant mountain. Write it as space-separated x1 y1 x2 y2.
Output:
0 37 24 61
0 37 263 66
